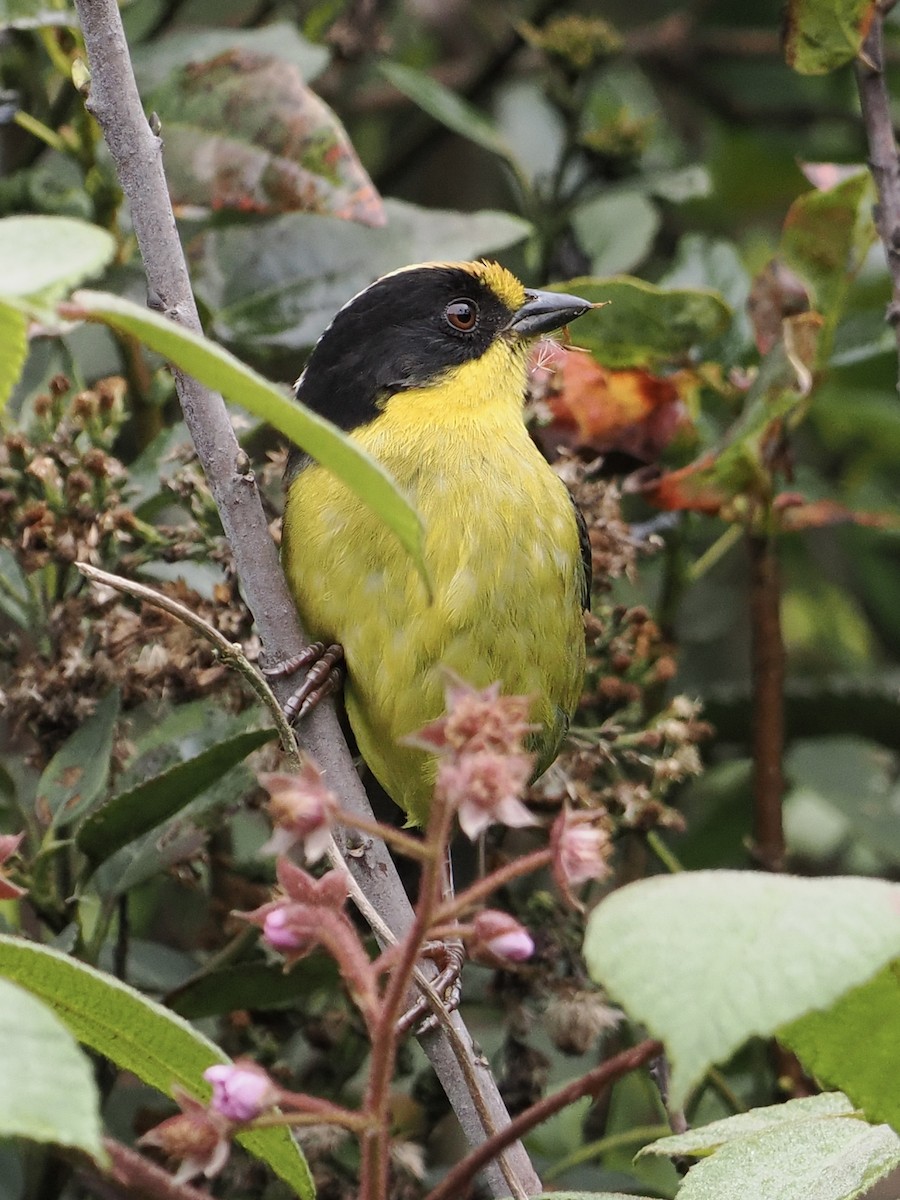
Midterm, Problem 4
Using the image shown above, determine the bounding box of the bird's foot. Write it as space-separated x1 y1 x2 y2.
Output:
264 642 345 723
396 939 465 1037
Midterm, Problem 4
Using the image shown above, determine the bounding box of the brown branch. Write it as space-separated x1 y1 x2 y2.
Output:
424 1038 663 1200
69 2 539 1194
747 532 786 872
86 1139 214 1200
855 1 900 385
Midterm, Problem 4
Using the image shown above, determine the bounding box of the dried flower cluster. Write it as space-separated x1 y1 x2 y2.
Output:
0 375 255 752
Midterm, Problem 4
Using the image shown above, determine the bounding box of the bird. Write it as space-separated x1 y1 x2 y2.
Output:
280 259 593 827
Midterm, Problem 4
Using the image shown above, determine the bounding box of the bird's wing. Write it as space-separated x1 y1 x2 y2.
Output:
573 496 592 611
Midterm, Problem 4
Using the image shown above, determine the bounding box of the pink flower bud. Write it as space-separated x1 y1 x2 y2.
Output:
262 904 313 953
203 1060 280 1123
470 909 535 966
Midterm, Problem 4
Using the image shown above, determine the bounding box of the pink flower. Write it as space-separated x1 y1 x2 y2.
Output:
138 1087 231 1184
551 808 612 907
437 750 536 840
0 833 26 901
203 1060 280 1124
258 762 337 864
470 910 535 966
407 677 538 757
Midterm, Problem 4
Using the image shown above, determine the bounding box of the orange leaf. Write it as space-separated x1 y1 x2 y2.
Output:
531 344 687 461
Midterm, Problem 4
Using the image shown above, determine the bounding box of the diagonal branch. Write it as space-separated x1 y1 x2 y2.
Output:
855 0 900 383
69 2 539 1194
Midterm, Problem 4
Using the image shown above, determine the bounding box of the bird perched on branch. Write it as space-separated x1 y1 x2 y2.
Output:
280 259 592 826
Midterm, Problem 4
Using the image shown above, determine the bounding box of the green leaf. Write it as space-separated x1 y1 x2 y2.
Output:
0 936 313 1198
571 192 659 277
780 172 874 323
36 689 120 829
781 963 900 1134
0 215 115 301
170 960 338 1019
784 0 877 75
640 1092 857 1157
76 726 274 866
662 1116 900 1200
131 21 329 90
583 871 900 1107
147 51 384 225
555 275 732 367
197 197 531 355
0 977 105 1162
0 299 27 409
378 61 516 163
67 288 429 586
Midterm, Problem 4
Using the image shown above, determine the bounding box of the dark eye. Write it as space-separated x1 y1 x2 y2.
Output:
445 299 478 332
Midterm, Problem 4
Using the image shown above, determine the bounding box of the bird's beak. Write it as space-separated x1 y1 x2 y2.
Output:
507 288 592 337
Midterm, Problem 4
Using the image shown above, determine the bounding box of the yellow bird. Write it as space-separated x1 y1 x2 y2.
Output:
281 260 592 826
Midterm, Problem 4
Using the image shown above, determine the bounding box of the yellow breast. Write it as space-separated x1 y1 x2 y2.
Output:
282 344 586 824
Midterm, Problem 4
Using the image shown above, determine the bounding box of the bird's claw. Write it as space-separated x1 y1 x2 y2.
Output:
264 642 345 724
396 939 465 1037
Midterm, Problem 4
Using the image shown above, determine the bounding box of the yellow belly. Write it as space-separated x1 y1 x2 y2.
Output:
282 412 585 825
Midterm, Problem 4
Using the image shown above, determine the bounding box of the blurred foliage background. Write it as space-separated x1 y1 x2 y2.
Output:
2 0 900 1196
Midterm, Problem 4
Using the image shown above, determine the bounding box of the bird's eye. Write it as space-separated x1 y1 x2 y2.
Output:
445 299 478 332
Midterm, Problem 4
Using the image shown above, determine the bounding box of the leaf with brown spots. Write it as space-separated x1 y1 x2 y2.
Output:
148 50 385 225
36 689 120 829
784 0 876 75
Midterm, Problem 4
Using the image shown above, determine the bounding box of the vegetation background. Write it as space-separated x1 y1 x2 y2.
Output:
1 0 900 1197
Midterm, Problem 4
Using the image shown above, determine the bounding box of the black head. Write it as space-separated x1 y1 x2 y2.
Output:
292 260 591 434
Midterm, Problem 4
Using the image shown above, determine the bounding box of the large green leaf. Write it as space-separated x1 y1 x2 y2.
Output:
781 963 900 1134
0 215 114 300
655 1115 900 1200
0 937 313 1198
0 299 27 409
195 197 531 354
554 275 732 367
583 871 900 1107
640 1092 857 1158
67 288 428 585
645 1097 900 1200
36 688 120 829
784 0 877 75
0 977 105 1162
571 192 659 277
76 726 274 866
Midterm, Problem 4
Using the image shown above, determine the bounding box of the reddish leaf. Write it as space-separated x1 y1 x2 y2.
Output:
531 343 688 461
150 51 385 225
626 456 729 515
775 495 900 532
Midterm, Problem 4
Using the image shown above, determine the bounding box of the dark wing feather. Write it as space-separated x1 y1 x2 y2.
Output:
573 496 592 610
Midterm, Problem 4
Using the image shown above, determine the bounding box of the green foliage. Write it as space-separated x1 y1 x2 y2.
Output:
0 977 106 1163
0 938 313 1196
583 871 900 1109
4 1 900 1196
644 1093 900 1200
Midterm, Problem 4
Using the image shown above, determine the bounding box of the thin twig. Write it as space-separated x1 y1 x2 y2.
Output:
94 1139 214 1200
68 2 539 1191
855 0 900 385
75 562 299 759
424 1039 664 1200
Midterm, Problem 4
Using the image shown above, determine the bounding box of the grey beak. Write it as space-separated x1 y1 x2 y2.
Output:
507 288 592 337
